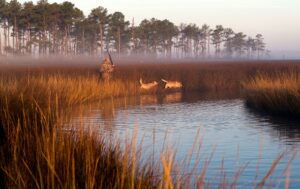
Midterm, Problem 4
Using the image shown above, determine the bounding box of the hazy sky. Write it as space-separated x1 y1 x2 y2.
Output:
19 0 300 52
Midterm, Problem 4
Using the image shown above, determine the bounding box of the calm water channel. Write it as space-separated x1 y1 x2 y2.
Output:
67 92 300 188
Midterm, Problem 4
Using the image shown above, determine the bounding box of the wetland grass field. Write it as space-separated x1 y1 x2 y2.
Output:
1 59 300 188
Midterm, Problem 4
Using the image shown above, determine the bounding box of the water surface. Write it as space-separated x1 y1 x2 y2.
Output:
68 92 300 188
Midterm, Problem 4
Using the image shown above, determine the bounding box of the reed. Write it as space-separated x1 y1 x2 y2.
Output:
0 61 299 188
0 105 159 188
243 72 300 116
2 60 300 94
0 74 139 107
0 71 152 188
2 60 299 94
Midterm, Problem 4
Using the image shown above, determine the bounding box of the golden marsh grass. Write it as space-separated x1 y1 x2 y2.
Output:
243 72 300 116
1 60 299 188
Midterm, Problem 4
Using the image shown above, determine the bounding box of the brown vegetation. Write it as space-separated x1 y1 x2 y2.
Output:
243 71 300 117
0 60 299 188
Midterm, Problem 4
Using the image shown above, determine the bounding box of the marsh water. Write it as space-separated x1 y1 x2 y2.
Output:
68 92 300 188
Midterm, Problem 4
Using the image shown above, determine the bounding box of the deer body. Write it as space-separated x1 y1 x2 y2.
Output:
139 78 158 90
161 79 183 89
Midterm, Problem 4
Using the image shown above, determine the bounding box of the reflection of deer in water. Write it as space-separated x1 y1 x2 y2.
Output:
140 95 158 106
139 78 158 90
161 79 183 89
164 92 182 103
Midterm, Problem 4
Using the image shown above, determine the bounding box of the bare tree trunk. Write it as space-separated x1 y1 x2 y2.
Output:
100 24 103 55
26 27 29 54
90 40 93 55
12 16 19 54
12 21 15 52
207 35 210 57
0 28 2 55
74 36 77 55
67 26 70 55
131 18 135 54
118 26 121 59
7 23 10 49
82 30 85 54
22 29 25 55
27 25 32 55
48 31 51 55
4 22 7 55
146 39 149 55
39 33 42 55
43 15 46 55
64 27 67 55
52 28 56 54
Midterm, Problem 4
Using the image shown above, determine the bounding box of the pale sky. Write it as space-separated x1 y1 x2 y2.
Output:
19 0 300 53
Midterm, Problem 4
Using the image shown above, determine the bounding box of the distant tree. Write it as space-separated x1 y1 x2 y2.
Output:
223 28 234 58
0 0 7 54
174 23 187 58
33 0 50 55
180 24 199 57
58 2 78 55
88 6 110 55
245 37 255 59
136 18 157 55
7 0 21 53
18 1 35 54
0 0 268 58
129 18 136 54
108 11 130 57
47 3 62 54
211 25 224 57
255 34 265 59
198 24 211 58
155 19 178 58
232 32 246 57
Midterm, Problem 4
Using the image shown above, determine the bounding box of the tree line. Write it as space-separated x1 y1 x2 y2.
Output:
0 0 268 59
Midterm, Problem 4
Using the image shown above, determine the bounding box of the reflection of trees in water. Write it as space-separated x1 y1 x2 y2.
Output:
245 106 300 143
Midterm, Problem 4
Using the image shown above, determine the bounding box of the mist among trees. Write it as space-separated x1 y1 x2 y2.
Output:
0 0 268 59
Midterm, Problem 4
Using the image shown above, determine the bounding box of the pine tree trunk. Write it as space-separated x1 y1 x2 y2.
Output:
52 28 56 54
48 31 51 55
22 29 25 55
118 26 121 59
207 35 210 57
0 28 2 55
15 16 19 53
4 22 7 55
43 15 46 55
67 26 70 55
82 29 85 54
64 27 67 55
7 23 10 50
131 19 135 54
12 23 15 52
100 24 103 55
39 33 42 55
28 26 32 55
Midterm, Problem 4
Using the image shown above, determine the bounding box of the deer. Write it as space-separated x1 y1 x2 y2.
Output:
139 78 158 90
161 79 183 89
